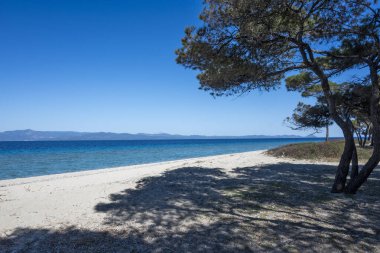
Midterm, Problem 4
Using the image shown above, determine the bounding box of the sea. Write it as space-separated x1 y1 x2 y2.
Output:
0 138 324 180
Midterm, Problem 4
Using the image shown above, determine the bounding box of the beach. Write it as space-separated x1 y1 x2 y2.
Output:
2 0 380 251
1 150 379 252
1 150 272 233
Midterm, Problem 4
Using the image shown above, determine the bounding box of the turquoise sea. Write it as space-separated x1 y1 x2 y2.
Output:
0 138 324 180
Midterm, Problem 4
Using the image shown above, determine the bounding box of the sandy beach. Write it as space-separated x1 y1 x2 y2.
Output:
1 150 379 252
1 150 271 233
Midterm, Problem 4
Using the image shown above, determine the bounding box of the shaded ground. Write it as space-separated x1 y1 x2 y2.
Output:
1 163 379 252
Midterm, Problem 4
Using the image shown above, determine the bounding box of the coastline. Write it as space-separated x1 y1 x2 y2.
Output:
0 149 268 186
2 150 379 252
0 138 326 181
1 150 272 234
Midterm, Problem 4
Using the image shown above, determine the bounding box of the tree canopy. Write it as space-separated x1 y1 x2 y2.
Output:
176 0 380 194
176 0 363 95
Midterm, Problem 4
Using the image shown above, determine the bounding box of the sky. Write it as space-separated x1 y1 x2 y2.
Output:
0 0 343 137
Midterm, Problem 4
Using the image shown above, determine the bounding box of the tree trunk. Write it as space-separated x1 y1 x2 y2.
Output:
363 124 369 147
368 127 373 146
315 74 353 193
305 68 354 193
331 128 355 193
355 129 363 147
325 124 329 142
345 139 380 193
368 126 373 147
350 145 358 180
345 64 380 194
298 47 354 193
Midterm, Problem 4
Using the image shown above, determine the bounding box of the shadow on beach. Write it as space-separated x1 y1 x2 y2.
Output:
1 163 380 252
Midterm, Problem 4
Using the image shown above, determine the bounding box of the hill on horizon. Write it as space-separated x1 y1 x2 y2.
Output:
0 129 316 141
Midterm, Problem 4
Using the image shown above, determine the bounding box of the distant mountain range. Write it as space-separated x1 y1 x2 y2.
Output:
0 129 315 141
0 129 316 141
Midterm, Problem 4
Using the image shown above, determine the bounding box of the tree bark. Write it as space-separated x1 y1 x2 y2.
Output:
368 126 373 146
297 45 354 193
350 145 358 180
345 64 380 194
355 129 363 147
331 128 355 192
345 140 380 193
310 69 353 193
325 124 329 142
363 124 369 147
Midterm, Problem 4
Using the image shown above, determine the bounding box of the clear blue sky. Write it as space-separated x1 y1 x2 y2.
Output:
0 0 342 137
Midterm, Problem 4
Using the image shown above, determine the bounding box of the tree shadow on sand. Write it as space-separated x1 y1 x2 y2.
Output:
1 163 380 252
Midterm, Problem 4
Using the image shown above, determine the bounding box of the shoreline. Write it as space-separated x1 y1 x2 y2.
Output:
0 138 328 182
1 150 276 234
0 149 268 186
1 149 379 252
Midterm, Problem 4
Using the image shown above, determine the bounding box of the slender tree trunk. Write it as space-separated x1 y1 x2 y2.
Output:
355 129 362 147
359 132 363 147
355 126 364 148
350 145 358 180
345 139 380 193
312 72 353 193
325 124 329 142
345 64 380 194
298 47 353 193
363 124 369 147
368 126 373 146
331 128 355 192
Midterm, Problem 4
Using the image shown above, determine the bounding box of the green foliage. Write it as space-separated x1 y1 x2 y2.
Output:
175 0 380 193
175 0 367 96
338 84 371 118
285 102 331 132
285 72 314 95
286 82 371 136
285 72 342 97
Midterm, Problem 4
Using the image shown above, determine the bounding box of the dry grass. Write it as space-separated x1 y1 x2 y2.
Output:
267 140 373 162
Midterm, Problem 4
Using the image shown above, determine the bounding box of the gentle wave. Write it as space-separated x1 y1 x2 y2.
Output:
0 138 324 180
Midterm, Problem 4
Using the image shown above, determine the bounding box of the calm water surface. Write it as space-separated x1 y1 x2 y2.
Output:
0 138 324 180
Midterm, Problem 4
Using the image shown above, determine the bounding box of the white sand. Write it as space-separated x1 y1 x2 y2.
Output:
2 151 379 252
1 150 286 235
